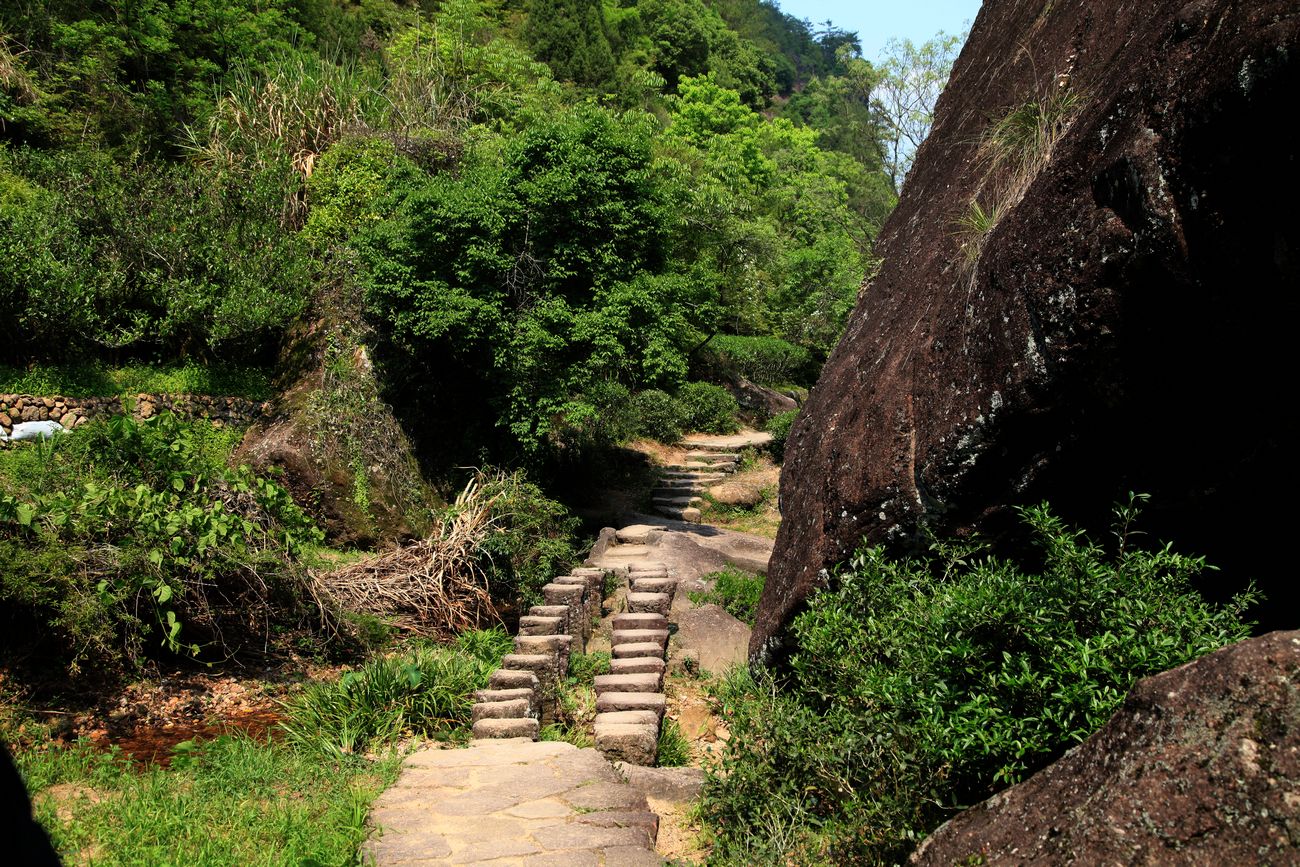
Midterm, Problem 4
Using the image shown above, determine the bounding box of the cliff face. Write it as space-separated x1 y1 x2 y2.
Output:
755 0 1300 659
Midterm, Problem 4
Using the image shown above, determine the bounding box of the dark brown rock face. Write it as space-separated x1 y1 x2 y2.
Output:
909 630 1300 865
754 0 1300 659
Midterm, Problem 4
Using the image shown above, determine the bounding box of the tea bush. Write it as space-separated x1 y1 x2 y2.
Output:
700 497 1258 864
677 381 739 434
631 388 687 443
765 408 798 462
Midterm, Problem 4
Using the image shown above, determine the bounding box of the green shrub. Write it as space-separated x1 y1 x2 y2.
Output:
476 470 583 607
702 335 813 386
0 413 324 674
631 388 687 443
677 381 739 434
688 566 764 625
279 628 510 756
700 497 1258 864
765 408 798 462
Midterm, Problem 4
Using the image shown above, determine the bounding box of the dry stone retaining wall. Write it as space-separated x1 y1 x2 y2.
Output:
0 393 273 439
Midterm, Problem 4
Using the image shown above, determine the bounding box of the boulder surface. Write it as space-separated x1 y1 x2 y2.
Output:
755 0 1300 659
910 630 1300 865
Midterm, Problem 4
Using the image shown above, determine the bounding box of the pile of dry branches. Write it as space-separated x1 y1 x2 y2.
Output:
314 474 502 636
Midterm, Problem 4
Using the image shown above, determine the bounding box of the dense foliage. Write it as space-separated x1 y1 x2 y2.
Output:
1 0 937 464
701 499 1257 863
0 414 325 674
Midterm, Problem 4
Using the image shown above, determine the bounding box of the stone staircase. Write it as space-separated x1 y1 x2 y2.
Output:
471 567 607 740
651 449 741 522
593 560 678 766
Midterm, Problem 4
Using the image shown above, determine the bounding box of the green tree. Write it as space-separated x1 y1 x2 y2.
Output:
875 30 963 191
525 0 617 88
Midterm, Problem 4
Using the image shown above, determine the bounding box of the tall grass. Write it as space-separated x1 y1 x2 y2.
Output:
15 734 401 867
279 628 512 756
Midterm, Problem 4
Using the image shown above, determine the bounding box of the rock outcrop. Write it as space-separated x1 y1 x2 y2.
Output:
755 0 1300 659
910 630 1300 865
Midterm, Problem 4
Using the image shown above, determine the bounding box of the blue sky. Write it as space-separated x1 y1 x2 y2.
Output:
772 0 983 63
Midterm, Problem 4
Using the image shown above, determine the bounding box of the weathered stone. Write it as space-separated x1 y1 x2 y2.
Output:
609 657 665 679
593 673 660 695
519 615 565 636
489 669 540 692
594 711 660 727
475 687 537 718
614 764 706 803
673 605 750 674
471 718 539 740
471 698 530 723
611 613 668 632
626 592 671 616
610 630 669 651
911 631 1300 865
611 642 664 660
757 0 1300 657
595 692 666 717
628 577 676 597
594 723 660 767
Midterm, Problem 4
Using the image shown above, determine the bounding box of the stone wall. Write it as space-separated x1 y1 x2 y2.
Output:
0 393 273 439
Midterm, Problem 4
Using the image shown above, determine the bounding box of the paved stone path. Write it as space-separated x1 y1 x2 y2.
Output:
366 739 664 866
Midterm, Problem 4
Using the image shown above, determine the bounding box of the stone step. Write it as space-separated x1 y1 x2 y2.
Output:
612 642 666 660
552 575 588 587
611 612 668 631
664 463 734 474
627 562 668 573
652 496 703 508
593 673 661 695
594 723 659 766
610 656 666 678
475 687 535 706
489 669 540 691
471 698 531 723
659 471 726 481
519 615 565 636
627 592 672 615
529 604 571 622
655 505 702 522
611 629 669 649
500 654 560 688
680 434 771 451
595 710 661 727
514 634 572 659
685 451 740 462
472 717 540 740
596 691 667 717
541 583 584 606
630 577 677 597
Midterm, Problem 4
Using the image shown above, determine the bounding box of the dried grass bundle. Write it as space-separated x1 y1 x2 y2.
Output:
314 475 503 636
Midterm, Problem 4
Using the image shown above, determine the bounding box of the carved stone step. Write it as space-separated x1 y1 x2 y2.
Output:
611 629 669 649
612 641 666 660
593 673 661 694
627 592 672 615
594 723 658 766
472 717 540 740
596 691 666 716
471 698 530 723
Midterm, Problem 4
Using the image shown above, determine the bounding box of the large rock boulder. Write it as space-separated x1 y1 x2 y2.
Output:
910 630 1300 865
754 0 1300 659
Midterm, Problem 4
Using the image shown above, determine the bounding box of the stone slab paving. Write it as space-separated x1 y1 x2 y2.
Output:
366 739 665 866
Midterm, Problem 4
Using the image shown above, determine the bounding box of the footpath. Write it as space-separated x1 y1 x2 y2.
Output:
365 450 773 866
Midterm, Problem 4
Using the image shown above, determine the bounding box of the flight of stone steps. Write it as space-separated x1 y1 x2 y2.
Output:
470 567 607 740
593 560 677 766
651 447 742 522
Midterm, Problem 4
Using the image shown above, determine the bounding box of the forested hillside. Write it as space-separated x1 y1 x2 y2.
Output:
1 0 899 467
